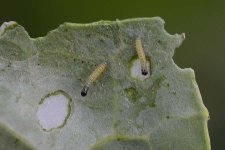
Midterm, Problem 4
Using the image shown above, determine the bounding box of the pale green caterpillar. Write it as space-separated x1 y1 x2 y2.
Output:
81 62 107 96
135 37 148 75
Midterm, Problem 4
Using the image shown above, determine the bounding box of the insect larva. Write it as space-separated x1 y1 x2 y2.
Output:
81 62 107 97
135 37 148 75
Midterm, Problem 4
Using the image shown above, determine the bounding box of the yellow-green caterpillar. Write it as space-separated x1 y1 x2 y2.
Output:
135 37 148 75
81 62 107 96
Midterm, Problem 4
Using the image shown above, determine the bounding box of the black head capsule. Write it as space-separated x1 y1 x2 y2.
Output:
81 86 89 97
141 69 148 76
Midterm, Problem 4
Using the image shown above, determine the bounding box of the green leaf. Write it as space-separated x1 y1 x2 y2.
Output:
0 18 210 150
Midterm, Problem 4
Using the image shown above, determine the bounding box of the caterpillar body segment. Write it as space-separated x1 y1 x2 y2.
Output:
135 37 148 75
81 62 107 96
86 62 107 86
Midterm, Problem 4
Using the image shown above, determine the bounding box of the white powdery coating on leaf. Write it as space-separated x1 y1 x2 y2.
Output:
37 94 69 131
130 59 150 81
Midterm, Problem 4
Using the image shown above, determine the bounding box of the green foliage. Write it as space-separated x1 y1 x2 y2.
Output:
0 18 210 150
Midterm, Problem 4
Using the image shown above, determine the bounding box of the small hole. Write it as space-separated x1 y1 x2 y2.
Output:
7 62 12 67
64 28 68 32
166 83 170 87
86 34 91 37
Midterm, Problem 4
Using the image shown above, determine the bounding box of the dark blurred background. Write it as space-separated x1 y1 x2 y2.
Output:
0 0 224 149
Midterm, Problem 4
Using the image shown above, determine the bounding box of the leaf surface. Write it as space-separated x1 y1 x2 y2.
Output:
0 18 210 150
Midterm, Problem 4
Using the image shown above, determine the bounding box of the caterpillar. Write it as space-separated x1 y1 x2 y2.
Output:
81 62 107 97
135 37 148 75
